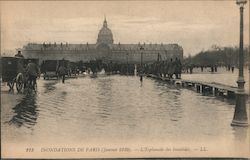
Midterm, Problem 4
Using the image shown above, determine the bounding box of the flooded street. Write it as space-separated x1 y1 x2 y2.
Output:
1 73 249 158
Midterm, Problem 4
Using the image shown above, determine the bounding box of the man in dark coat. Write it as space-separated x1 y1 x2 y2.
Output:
26 60 39 89
168 58 174 78
174 58 182 79
58 64 67 83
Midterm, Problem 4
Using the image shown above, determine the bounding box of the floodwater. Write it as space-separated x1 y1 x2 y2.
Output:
1 72 249 157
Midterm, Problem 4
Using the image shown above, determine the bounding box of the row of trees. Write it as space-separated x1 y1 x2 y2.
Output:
184 46 249 67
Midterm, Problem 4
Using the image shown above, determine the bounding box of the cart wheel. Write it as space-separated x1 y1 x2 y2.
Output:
16 80 23 92
34 83 37 91
7 81 14 90
16 73 24 93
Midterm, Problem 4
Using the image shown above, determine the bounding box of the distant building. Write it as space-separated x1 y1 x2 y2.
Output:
22 18 183 64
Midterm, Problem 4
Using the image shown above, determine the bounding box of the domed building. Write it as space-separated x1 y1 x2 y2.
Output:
97 18 114 45
22 17 183 64
96 18 113 61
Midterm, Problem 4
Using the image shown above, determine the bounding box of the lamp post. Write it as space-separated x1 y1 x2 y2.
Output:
140 46 144 81
126 52 129 75
231 0 248 127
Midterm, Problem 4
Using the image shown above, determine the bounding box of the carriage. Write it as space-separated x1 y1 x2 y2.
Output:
41 60 59 80
68 62 79 76
1 57 26 92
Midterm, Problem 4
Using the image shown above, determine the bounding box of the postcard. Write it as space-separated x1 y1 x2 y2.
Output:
1 0 249 159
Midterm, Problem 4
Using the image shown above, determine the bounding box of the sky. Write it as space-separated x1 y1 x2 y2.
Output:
1 0 249 56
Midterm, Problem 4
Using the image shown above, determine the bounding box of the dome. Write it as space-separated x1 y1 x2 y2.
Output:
99 27 112 36
97 18 114 45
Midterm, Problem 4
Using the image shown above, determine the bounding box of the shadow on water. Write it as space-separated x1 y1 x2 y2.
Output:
152 78 183 123
140 81 143 87
43 81 57 93
8 92 38 128
96 78 113 121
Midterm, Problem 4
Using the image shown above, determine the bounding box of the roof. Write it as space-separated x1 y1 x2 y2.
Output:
23 43 183 51
110 43 183 51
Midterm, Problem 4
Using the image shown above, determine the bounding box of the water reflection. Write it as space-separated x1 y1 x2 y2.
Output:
169 91 182 122
8 92 38 128
96 78 113 119
154 80 183 122
43 81 57 93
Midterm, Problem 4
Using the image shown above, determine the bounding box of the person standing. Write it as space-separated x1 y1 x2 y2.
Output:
58 64 67 83
175 58 182 79
163 60 168 78
173 58 178 79
231 65 235 73
168 58 174 78
26 60 39 90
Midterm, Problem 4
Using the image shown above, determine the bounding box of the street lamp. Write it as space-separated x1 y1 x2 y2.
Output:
231 0 248 127
140 46 144 81
126 52 129 75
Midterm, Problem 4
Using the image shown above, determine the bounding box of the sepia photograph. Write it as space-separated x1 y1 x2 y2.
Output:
0 0 249 159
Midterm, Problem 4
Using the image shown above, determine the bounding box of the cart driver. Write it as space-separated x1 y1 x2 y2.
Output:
26 60 39 89
15 50 24 58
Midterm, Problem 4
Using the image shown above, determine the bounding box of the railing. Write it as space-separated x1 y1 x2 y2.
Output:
147 74 248 98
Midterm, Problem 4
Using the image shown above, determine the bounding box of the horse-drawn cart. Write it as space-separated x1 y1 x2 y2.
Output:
41 60 59 80
1 57 25 92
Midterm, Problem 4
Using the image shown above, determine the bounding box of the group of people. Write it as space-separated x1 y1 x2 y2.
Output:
15 51 39 89
15 52 39 90
14 50 183 89
144 58 182 79
83 58 183 79
81 58 183 79
14 51 42 90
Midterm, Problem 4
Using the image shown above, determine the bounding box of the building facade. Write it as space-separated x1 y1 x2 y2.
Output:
22 18 183 64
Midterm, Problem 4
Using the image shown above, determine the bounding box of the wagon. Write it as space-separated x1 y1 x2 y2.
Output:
68 62 79 76
1 57 25 92
41 60 59 80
